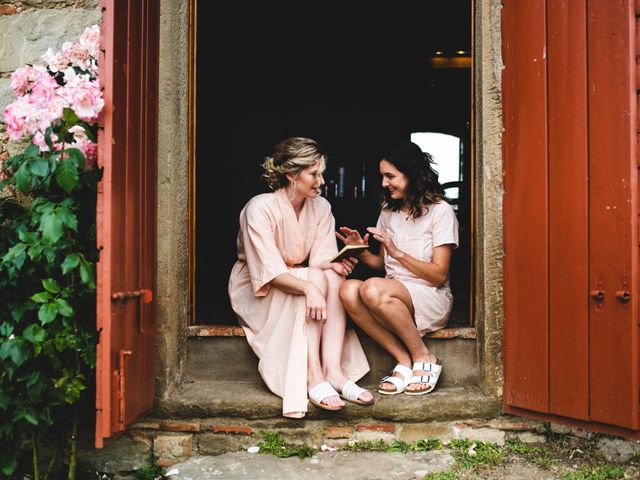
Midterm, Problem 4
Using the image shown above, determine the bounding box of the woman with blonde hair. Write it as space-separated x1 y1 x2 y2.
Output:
228 137 373 418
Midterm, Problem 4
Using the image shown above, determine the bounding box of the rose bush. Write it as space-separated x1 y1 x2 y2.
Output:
0 25 103 480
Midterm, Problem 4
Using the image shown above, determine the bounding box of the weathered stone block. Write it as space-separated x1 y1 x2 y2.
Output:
153 434 193 463
399 423 453 442
0 8 101 73
198 433 254 456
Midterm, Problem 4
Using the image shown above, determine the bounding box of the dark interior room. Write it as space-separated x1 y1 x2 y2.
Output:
195 3 472 326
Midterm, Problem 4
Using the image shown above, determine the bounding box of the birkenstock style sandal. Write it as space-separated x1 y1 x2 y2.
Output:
338 380 374 406
308 381 343 411
405 360 443 396
377 364 413 395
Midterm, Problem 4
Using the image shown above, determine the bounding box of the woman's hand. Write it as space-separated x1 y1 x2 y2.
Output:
336 226 369 247
303 283 327 322
366 227 401 258
330 256 359 277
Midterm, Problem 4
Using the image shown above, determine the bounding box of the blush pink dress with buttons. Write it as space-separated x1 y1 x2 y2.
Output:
376 201 460 334
228 188 370 416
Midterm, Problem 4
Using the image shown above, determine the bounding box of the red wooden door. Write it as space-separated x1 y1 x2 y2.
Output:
96 0 159 447
503 0 639 436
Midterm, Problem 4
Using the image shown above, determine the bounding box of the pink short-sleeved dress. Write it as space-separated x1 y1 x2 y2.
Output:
228 189 370 416
376 201 459 335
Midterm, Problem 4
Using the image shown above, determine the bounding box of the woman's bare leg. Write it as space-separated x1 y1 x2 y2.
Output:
305 268 344 408
340 279 412 392
359 278 437 393
322 272 373 403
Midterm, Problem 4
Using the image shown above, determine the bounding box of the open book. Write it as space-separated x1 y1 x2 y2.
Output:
330 244 368 263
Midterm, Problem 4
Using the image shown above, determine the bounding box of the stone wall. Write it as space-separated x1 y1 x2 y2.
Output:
474 0 505 398
0 0 101 161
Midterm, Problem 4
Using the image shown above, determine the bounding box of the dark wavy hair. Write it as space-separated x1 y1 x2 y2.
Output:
380 140 445 218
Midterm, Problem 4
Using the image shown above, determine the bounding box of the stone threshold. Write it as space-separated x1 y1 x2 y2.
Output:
155 381 497 422
187 324 477 339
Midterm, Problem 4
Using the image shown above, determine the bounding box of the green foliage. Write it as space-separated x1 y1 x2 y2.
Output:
341 438 443 453
423 472 459 480
447 439 505 470
258 432 314 459
562 464 625 480
0 114 100 478
134 457 166 480
505 436 554 468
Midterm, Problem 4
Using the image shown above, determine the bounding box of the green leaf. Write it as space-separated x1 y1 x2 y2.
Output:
65 147 86 170
42 278 61 294
55 298 73 317
0 391 9 410
0 323 13 337
23 410 39 426
23 144 40 160
40 210 63 243
55 156 79 192
28 156 49 177
23 324 46 343
57 206 78 231
13 161 31 192
0 339 28 366
61 253 81 274
27 245 44 260
79 260 96 288
38 302 58 324
0 455 18 475
62 107 80 125
43 247 56 263
18 230 38 244
30 291 52 303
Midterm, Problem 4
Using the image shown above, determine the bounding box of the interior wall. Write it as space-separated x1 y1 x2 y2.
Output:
474 0 505 398
155 0 190 398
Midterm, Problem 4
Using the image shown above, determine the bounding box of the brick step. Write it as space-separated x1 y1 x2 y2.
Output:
186 330 478 389
86 412 541 472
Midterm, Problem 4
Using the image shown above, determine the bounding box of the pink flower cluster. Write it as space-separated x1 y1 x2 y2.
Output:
3 25 103 166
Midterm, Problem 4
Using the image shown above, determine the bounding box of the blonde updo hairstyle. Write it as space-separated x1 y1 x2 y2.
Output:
262 137 327 190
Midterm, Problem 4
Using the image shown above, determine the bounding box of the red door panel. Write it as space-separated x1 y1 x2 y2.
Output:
547 0 589 420
503 0 639 433
96 0 159 447
502 0 550 412
587 0 638 429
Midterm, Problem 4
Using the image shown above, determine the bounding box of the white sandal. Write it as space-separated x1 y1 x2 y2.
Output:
405 360 443 396
339 380 374 405
377 364 413 395
308 381 343 411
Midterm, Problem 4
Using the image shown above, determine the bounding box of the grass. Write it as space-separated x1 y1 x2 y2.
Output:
561 464 625 480
257 432 313 459
133 456 165 480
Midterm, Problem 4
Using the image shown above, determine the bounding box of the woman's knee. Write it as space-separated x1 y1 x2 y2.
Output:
307 267 328 294
323 269 344 290
339 279 362 307
359 278 388 307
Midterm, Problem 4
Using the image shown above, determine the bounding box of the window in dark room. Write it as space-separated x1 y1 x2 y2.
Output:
192 3 473 327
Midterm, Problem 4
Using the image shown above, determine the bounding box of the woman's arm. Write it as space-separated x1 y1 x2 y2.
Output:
270 272 328 321
367 227 453 286
336 226 385 271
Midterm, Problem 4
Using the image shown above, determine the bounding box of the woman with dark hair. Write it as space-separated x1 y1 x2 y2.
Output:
228 137 372 419
338 140 459 396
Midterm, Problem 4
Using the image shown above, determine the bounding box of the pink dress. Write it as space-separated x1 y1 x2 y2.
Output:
228 188 370 416
376 201 459 334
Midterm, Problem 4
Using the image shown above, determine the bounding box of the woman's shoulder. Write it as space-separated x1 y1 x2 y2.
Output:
429 200 455 214
242 192 278 219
